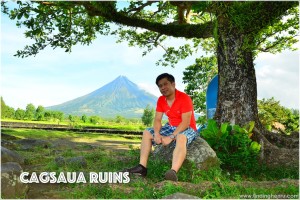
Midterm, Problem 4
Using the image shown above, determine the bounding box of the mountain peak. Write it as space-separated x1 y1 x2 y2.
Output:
115 75 127 80
47 76 157 118
107 75 137 90
113 75 131 83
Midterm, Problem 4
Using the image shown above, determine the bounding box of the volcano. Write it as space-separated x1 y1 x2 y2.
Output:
47 76 158 118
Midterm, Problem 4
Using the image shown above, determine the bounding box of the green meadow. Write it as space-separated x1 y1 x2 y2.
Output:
1 128 298 199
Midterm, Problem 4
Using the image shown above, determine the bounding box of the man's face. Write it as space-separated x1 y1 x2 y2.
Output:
157 78 176 97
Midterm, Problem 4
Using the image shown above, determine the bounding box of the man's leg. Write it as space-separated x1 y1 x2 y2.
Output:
139 130 154 168
165 134 187 181
171 134 187 172
122 129 153 177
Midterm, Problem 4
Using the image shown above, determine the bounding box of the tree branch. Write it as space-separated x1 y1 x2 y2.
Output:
81 2 213 39
258 36 298 52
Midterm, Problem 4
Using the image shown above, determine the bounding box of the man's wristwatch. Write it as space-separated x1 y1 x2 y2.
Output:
169 134 176 140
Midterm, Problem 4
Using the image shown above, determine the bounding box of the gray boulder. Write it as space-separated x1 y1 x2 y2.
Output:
55 156 87 168
15 139 51 150
153 136 219 170
54 156 66 167
1 133 20 140
66 156 87 168
1 146 24 165
1 162 28 198
1 139 19 150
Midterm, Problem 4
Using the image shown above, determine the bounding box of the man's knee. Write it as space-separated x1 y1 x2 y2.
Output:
176 134 187 144
143 130 153 140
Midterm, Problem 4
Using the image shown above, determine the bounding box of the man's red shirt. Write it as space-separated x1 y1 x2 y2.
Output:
156 89 197 131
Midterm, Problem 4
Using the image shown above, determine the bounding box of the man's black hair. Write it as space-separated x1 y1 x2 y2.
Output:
156 73 175 85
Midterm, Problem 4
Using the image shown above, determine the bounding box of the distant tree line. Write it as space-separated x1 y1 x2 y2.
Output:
1 97 154 127
1 97 64 122
2 97 296 133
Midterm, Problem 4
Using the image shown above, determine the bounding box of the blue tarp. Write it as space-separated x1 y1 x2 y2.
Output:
206 75 218 119
198 75 218 134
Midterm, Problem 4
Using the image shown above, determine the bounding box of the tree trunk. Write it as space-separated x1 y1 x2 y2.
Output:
214 16 299 169
214 16 259 127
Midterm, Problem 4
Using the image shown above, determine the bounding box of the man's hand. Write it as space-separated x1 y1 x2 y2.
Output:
154 133 162 145
161 136 174 146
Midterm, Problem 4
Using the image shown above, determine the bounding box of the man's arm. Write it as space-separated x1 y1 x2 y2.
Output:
172 111 192 137
161 111 192 146
153 111 163 144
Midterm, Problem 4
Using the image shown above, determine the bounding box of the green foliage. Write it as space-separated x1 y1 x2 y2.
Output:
1 97 15 119
183 56 218 123
44 110 64 123
253 5 299 56
89 115 102 124
35 105 45 121
15 108 26 120
115 115 125 123
258 97 299 133
81 114 88 123
25 103 35 120
68 115 81 127
68 114 75 122
153 182 183 198
201 119 261 172
141 104 154 127
2 1 297 62
1 1 111 57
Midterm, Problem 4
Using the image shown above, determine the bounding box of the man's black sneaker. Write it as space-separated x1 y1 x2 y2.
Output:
123 164 147 177
165 169 178 181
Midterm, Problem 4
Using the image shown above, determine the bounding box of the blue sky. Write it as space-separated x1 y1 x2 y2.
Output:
1 3 299 110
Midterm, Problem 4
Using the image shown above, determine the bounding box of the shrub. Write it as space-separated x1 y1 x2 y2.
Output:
201 119 261 172
141 105 155 127
258 97 299 133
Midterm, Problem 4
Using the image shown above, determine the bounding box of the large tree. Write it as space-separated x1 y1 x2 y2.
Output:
2 1 299 167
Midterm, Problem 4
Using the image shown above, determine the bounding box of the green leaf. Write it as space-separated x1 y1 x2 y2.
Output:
207 119 219 135
239 128 248 134
220 123 228 134
249 121 255 132
201 119 219 144
232 125 240 132
265 124 272 131
250 141 261 153
17 12 23 20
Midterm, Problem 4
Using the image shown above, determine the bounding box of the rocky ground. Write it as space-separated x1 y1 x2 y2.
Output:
1 131 141 198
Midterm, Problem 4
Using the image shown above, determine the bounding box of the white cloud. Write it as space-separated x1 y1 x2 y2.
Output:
138 83 160 97
255 50 299 109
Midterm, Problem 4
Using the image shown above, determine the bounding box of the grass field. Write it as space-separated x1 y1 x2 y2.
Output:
1 128 299 199
1 118 146 131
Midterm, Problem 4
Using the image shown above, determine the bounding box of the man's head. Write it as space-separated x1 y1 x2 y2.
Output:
156 73 175 86
156 73 176 97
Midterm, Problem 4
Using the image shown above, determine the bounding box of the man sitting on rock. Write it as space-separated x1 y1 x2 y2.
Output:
124 73 198 181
